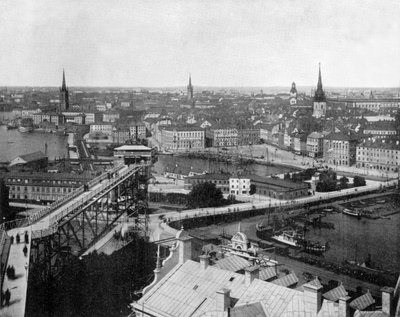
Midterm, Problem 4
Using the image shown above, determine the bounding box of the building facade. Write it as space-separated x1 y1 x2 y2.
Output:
323 133 358 166
160 126 205 152
307 132 327 158
5 172 92 203
356 140 400 172
184 173 230 193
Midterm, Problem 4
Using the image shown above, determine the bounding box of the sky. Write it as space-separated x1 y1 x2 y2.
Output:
0 0 399 88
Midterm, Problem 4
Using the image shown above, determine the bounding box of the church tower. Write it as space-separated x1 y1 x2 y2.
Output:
290 82 297 105
312 63 326 118
60 69 69 112
187 74 194 102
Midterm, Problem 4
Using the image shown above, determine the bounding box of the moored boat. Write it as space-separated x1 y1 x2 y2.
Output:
271 229 304 247
18 126 33 133
342 208 361 219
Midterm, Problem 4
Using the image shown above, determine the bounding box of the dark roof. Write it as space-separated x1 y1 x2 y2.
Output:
17 151 47 162
324 132 358 142
248 175 308 190
6 171 92 181
185 173 230 181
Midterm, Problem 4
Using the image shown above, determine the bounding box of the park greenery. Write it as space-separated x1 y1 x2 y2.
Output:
187 182 225 208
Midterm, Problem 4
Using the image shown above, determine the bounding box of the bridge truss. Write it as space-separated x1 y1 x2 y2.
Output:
30 165 150 281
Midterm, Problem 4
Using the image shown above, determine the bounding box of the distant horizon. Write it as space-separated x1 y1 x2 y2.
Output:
1 84 399 91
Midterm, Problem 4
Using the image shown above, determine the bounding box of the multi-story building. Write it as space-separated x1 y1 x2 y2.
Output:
62 111 85 124
33 113 64 126
237 128 260 146
83 112 97 124
351 99 400 114
205 125 238 147
90 123 113 135
363 121 396 138
160 126 205 152
292 133 307 155
356 139 400 172
323 132 358 166
307 132 327 158
5 172 92 203
184 173 230 193
103 111 120 123
229 176 251 195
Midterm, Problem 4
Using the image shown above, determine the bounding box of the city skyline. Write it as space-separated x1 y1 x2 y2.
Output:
0 0 399 87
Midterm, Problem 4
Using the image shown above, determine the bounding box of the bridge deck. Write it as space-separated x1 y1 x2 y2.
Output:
1 228 31 317
0 164 142 316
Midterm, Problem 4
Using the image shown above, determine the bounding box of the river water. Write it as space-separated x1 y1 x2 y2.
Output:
0 125 68 162
190 206 400 272
153 154 299 176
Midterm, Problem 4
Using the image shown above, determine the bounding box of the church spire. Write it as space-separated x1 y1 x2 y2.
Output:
60 69 69 111
187 73 193 101
314 63 326 102
62 69 67 91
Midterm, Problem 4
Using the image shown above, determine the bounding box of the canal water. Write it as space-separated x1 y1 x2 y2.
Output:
153 154 299 176
0 125 68 162
190 208 400 272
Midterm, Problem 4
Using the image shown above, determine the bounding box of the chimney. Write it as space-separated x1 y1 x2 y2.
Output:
303 278 323 315
381 286 394 316
244 265 259 286
339 296 351 317
199 254 210 271
176 229 193 264
216 289 231 314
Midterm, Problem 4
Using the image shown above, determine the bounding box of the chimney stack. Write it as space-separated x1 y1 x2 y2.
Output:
339 296 351 317
381 286 394 316
303 278 323 315
216 289 231 315
176 229 193 264
244 265 259 286
199 254 210 271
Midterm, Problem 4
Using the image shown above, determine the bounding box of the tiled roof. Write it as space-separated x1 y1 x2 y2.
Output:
271 273 299 287
230 302 265 317
350 291 375 311
213 255 251 272
323 284 348 302
353 311 388 317
259 266 277 281
138 260 248 317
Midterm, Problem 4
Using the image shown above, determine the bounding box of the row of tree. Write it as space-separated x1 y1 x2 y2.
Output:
317 170 366 192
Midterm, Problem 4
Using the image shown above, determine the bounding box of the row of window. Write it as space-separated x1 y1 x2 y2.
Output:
10 186 74 193
7 178 82 185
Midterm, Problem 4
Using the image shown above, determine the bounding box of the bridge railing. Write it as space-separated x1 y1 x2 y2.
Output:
49 165 142 225
26 165 126 225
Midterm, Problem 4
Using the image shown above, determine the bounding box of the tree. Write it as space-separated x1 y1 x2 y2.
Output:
187 182 224 208
339 176 349 189
284 173 291 180
316 169 337 192
353 176 366 187
249 184 256 195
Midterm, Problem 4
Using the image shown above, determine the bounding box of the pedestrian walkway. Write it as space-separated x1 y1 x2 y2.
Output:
0 228 30 317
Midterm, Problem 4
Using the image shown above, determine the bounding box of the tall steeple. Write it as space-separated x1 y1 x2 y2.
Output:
314 63 326 102
59 69 69 112
62 69 67 90
187 73 194 102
